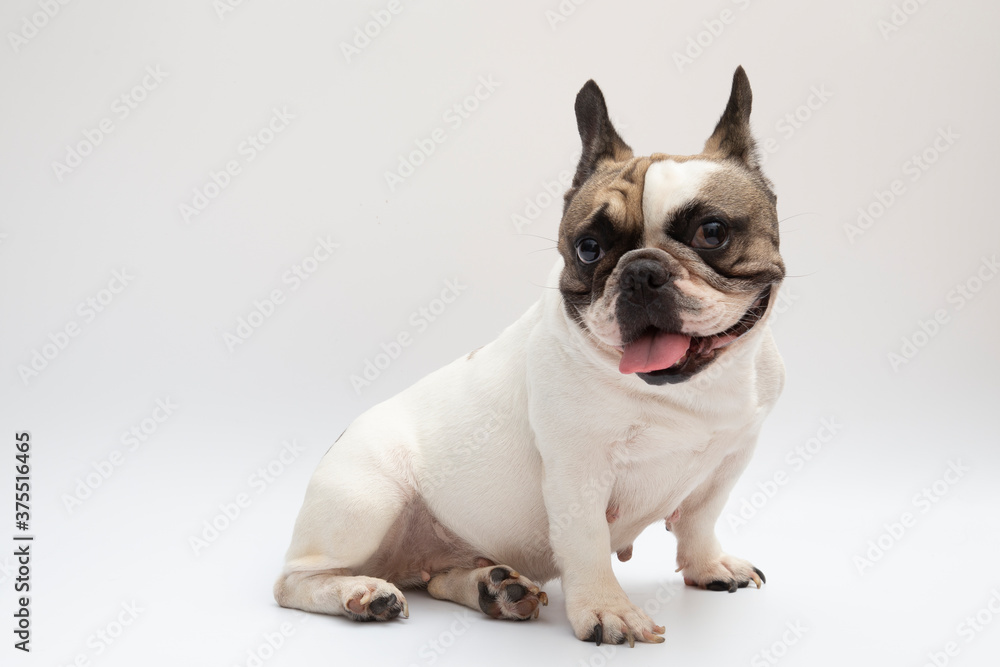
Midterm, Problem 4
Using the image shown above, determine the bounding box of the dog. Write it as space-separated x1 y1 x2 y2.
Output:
275 66 785 646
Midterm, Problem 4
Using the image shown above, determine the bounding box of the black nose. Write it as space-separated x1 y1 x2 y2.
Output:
620 259 670 300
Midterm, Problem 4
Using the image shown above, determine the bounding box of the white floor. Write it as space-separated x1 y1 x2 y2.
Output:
12 403 999 667
2 1 999 666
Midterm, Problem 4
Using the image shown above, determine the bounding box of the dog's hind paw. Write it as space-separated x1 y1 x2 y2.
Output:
476 566 547 620
343 578 408 621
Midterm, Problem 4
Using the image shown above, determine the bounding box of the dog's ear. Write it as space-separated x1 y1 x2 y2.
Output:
703 66 760 169
572 80 633 188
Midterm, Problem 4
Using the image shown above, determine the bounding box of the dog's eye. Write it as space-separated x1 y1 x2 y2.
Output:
691 220 728 249
576 237 604 264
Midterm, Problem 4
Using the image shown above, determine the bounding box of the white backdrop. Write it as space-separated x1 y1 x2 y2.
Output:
2 1 999 665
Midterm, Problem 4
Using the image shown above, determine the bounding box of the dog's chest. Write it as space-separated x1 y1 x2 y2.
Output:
600 418 738 536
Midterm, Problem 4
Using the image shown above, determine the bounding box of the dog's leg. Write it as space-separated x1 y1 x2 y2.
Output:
427 563 547 620
273 437 412 621
275 570 408 621
672 444 766 592
538 447 666 645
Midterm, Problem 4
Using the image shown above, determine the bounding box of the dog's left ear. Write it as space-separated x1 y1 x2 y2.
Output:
703 66 760 169
571 80 633 188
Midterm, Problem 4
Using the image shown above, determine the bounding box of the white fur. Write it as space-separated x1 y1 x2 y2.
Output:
275 258 784 642
642 159 721 243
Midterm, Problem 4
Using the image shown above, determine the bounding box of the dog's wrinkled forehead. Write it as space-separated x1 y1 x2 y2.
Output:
562 154 777 248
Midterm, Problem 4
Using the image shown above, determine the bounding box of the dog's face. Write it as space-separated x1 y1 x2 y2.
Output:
558 67 785 385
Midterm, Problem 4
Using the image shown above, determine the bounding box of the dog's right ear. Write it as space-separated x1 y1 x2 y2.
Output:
703 66 760 169
571 81 633 189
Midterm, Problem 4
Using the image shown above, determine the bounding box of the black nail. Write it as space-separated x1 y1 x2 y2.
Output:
754 567 766 584
592 623 604 646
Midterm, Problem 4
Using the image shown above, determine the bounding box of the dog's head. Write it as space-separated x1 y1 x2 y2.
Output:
558 67 785 385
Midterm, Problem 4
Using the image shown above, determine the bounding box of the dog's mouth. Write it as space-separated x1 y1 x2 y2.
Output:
616 286 772 385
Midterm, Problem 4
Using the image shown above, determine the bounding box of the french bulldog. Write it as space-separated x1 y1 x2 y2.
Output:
275 66 785 646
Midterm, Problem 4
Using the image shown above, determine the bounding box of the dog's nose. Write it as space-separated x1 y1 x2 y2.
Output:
621 259 670 295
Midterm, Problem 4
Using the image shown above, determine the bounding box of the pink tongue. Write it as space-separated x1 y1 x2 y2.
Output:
619 331 692 374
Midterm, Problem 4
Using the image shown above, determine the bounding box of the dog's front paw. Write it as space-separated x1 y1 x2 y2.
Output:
343 577 408 621
567 591 666 646
477 566 548 620
680 553 765 593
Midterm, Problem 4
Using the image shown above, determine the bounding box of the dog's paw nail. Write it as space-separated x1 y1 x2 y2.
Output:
625 630 635 648
705 580 732 592
539 591 548 606
653 624 665 635
643 629 666 643
753 567 766 585
590 623 604 646
509 570 520 579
